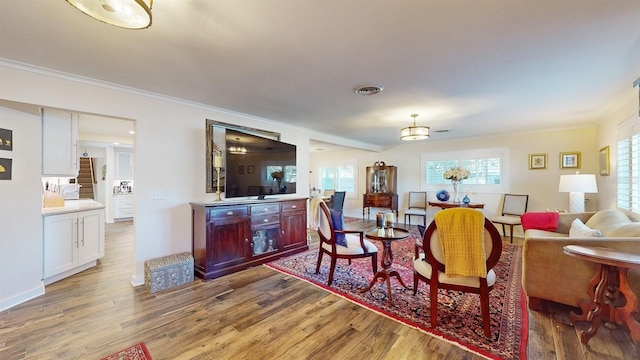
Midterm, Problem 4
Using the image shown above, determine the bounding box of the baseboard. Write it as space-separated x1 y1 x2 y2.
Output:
0 283 45 312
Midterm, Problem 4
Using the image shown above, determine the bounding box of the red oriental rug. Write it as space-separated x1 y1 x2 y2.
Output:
99 342 152 360
265 228 527 360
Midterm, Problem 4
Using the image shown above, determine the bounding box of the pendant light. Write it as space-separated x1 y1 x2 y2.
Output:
229 137 247 155
400 114 430 141
66 0 153 30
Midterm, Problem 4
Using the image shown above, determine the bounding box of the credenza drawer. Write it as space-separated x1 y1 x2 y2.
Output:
251 214 280 226
281 200 306 212
208 207 249 219
251 203 280 215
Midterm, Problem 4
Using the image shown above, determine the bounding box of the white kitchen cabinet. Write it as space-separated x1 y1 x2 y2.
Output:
43 209 105 284
41 108 79 177
116 151 133 179
114 194 134 220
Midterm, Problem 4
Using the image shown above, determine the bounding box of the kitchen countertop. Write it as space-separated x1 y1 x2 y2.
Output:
42 199 106 216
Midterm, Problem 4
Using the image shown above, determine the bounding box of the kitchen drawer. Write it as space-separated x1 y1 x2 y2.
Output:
251 214 280 226
208 206 249 219
251 203 280 215
118 208 134 217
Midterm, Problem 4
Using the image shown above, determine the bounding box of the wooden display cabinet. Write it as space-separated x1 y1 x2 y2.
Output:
191 198 308 280
363 163 398 220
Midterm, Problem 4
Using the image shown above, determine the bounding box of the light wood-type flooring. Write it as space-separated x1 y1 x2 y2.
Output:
0 219 636 359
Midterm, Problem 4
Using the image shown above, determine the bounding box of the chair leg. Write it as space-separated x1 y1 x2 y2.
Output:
480 282 491 338
501 224 506 238
509 225 514 244
412 272 419 295
422 215 426 227
404 214 408 227
315 248 324 274
327 257 337 286
430 280 439 328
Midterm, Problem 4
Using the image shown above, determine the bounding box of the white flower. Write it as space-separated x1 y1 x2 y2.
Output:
443 167 470 181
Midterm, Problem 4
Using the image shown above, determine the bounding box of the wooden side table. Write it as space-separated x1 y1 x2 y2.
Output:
563 245 640 354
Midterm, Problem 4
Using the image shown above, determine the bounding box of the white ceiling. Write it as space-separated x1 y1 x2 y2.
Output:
1 1 639 150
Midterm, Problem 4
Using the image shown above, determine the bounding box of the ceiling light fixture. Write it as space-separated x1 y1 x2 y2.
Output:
66 0 153 29
400 114 430 141
228 137 247 155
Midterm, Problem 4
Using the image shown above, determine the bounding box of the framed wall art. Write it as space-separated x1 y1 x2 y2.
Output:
0 128 12 151
599 146 610 176
247 165 254 174
238 165 245 175
0 158 12 180
560 152 581 169
529 153 547 170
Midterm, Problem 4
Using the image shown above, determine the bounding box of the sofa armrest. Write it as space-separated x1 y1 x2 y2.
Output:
522 234 640 308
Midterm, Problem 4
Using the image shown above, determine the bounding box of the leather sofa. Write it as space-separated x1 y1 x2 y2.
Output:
522 209 640 310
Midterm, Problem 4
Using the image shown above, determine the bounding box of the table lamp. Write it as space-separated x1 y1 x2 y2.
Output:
558 173 598 213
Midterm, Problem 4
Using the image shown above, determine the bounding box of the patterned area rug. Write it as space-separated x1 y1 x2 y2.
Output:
265 229 527 360
99 342 152 360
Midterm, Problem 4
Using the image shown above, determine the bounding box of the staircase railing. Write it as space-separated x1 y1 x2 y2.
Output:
89 157 97 199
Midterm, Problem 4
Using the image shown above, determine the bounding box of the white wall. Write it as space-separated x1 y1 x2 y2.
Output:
0 106 44 311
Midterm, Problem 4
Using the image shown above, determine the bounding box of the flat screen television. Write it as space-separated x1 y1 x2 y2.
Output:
224 129 297 198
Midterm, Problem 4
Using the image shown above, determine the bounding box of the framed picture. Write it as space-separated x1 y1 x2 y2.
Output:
247 165 254 174
560 152 581 169
0 158 12 180
238 165 245 174
529 153 547 170
0 128 12 151
599 146 610 176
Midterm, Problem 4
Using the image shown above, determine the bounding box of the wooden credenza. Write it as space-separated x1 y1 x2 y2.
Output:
190 198 308 280
362 193 398 220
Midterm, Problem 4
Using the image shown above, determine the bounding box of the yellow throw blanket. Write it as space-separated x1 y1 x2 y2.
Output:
434 208 487 278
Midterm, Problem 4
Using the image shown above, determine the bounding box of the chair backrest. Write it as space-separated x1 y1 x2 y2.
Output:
317 201 335 245
408 191 427 209
332 191 346 210
324 189 335 197
422 212 502 274
502 194 529 216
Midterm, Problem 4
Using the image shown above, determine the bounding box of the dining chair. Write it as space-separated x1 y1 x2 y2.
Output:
324 189 336 208
404 191 427 226
413 208 502 338
490 194 529 243
315 201 378 286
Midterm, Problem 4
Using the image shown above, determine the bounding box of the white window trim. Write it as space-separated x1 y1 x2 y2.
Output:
420 147 510 193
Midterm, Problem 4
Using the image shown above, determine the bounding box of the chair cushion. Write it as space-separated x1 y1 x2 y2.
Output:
405 209 427 216
321 234 378 255
521 212 559 231
413 254 496 288
569 218 602 237
330 209 348 247
490 215 522 226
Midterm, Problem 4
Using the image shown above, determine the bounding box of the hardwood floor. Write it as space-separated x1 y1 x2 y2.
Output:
0 219 636 359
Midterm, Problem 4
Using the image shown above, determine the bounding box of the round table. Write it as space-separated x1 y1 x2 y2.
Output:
359 227 410 302
563 245 640 353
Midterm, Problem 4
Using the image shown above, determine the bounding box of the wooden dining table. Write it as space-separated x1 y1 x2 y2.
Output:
428 201 485 209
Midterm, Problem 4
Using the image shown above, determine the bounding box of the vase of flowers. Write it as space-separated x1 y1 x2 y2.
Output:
271 170 284 192
443 167 470 203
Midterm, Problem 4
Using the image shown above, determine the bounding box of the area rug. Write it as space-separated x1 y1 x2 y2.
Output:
99 342 152 360
265 230 527 360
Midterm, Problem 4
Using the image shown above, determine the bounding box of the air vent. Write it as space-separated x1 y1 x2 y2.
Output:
354 84 384 96
435 129 451 133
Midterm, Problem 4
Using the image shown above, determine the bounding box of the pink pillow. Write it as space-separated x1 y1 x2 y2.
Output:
521 212 560 232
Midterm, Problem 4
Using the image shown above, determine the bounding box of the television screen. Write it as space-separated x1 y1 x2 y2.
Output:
224 129 297 198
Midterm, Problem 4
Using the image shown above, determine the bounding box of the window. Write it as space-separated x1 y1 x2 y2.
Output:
421 148 509 192
616 117 640 212
317 160 358 198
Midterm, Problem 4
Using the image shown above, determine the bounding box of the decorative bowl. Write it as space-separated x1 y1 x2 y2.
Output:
436 189 450 202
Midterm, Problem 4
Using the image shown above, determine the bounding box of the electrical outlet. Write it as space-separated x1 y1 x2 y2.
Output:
151 191 167 200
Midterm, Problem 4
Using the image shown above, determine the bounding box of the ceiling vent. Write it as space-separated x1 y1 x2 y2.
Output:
354 84 384 96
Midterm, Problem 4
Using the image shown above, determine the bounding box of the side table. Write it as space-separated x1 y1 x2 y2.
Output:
563 245 640 354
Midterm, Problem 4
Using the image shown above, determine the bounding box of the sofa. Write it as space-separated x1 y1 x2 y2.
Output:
522 209 640 310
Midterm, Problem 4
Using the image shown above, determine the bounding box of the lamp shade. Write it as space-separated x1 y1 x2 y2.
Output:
558 174 598 193
67 0 153 29
400 113 429 141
